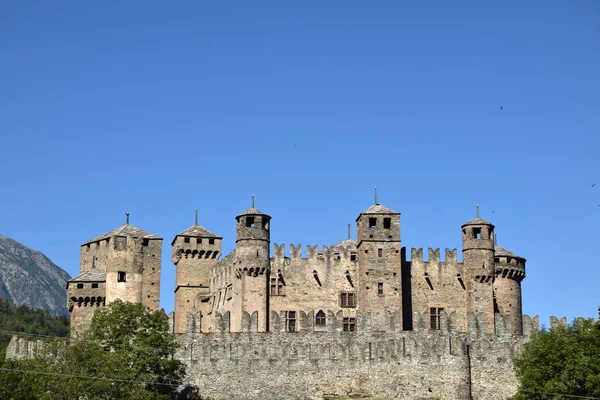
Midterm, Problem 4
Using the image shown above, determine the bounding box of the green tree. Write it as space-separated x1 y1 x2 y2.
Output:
511 318 600 400
0 300 202 399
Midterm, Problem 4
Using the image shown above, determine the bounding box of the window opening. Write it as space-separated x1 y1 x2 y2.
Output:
117 271 127 282
315 310 326 326
378 282 384 295
350 254 356 261
369 218 377 229
246 216 255 228
378 248 383 257
209 238 215 245
196 238 202 244
270 277 284 295
76 283 84 289
430 307 444 330
339 292 357 308
384 218 391 229
473 228 482 239
91 283 98 289
286 311 297 332
343 317 356 332
184 237 190 243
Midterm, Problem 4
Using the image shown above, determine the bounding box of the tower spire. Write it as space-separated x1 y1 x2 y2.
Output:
195 210 198 225
251 195 255 208
347 223 351 239
125 212 130 225
374 187 378 205
476 204 479 218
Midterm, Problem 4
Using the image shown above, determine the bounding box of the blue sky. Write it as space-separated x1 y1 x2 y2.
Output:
1 1 598 325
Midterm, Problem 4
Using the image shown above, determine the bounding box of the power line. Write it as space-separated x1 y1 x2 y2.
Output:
0 367 181 388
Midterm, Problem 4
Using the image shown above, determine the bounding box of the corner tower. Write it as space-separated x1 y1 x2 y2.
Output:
234 197 271 332
461 206 495 334
356 189 402 330
494 246 526 335
172 211 222 334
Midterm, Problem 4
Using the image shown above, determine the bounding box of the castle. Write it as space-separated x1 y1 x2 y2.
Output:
65 195 526 339
33 194 537 399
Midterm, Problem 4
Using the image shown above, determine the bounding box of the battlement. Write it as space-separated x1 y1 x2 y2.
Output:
272 243 357 263
410 248 460 264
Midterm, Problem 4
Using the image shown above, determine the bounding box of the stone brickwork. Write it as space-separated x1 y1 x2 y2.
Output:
176 310 541 400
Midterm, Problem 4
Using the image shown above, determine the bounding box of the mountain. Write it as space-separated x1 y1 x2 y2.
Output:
0 234 71 316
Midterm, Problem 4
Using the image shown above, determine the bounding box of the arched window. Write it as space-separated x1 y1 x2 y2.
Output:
315 310 326 326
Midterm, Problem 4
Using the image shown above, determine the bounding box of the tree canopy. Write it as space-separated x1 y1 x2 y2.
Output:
511 318 600 400
0 299 201 399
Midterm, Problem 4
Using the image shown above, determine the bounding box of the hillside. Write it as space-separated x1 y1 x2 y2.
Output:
0 234 71 316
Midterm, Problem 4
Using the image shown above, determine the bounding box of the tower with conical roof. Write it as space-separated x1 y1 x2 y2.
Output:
355 188 402 330
171 211 223 334
493 245 526 335
233 197 271 332
69 213 163 335
461 206 495 334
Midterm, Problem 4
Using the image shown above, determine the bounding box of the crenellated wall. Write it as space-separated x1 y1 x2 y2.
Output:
176 310 543 400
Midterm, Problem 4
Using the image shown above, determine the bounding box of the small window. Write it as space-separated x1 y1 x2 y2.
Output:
383 218 391 229
270 277 284 295
378 282 384 295
473 228 482 239
286 311 297 332
91 283 98 289
343 317 356 332
378 248 383 257
142 239 149 246
209 238 215 245
350 254 357 261
262 218 269 229
76 283 84 289
369 217 377 229
196 238 202 244
340 292 356 308
246 216 255 228
430 307 444 330
315 310 326 326
184 237 190 243
117 271 127 282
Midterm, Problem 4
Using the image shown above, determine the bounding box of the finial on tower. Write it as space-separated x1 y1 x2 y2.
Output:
125 212 130 224
374 187 378 205
347 223 351 239
476 204 479 218
195 210 198 225
251 195 255 208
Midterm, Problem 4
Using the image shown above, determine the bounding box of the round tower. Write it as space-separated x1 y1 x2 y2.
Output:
493 246 526 335
461 206 495 334
234 197 271 332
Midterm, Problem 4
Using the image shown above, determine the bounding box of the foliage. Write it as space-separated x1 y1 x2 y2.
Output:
0 300 202 399
0 297 69 359
511 318 600 400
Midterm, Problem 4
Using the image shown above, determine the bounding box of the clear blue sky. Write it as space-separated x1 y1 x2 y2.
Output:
1 1 598 325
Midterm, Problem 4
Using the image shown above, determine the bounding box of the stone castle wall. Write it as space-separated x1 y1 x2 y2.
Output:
176 310 542 400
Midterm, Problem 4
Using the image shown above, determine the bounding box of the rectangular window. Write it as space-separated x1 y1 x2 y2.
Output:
262 218 269 229
246 216 255 228
76 283 84 289
142 239 149 246
378 282 384 295
473 228 482 239
270 277 284 295
350 254 356 261
196 238 202 244
378 248 383 257
430 307 444 330
91 283 98 289
117 271 126 282
209 238 215 245
340 292 356 308
383 218 391 229
286 311 297 332
369 217 377 229
184 237 190 243
343 317 356 332
315 311 326 326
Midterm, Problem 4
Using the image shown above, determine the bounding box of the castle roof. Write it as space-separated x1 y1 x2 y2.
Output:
461 217 493 227
237 207 270 217
68 269 106 283
360 204 400 215
495 245 525 261
83 224 161 245
177 224 221 238
331 239 357 252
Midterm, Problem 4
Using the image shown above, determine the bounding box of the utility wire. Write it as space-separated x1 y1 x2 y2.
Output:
0 367 181 387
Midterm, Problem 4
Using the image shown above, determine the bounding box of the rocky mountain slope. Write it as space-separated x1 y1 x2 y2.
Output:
0 234 71 316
